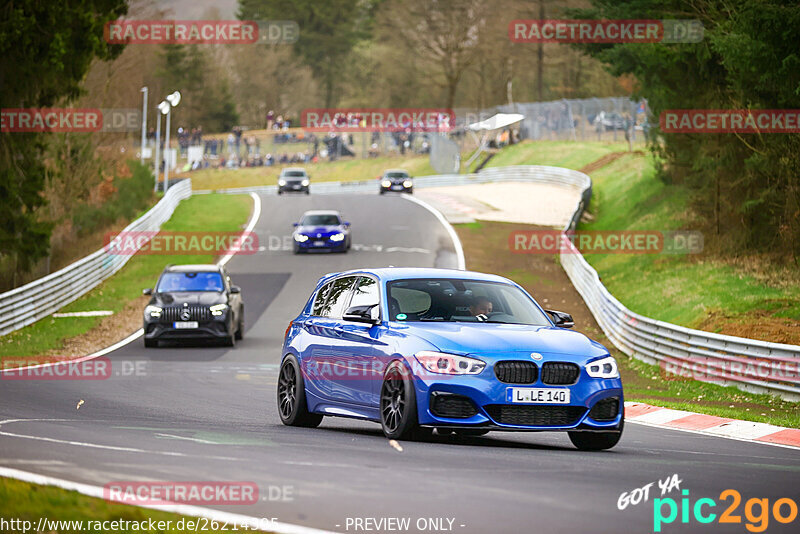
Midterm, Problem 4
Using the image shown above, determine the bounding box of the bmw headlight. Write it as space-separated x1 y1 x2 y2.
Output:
294 234 309 242
586 356 619 379
301 179 310 186
381 180 392 187
330 233 345 242
403 180 413 188
209 303 228 316
145 305 162 318
414 351 486 375
278 179 286 186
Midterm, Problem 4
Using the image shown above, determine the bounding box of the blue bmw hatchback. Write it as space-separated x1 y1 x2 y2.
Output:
278 268 624 450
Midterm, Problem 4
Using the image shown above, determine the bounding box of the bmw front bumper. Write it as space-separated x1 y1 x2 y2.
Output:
410 363 623 432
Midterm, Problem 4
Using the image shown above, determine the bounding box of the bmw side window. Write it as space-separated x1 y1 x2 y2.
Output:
318 277 356 318
349 277 380 311
312 282 333 316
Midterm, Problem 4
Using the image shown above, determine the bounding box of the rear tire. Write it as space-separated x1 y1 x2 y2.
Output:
278 355 323 427
568 418 623 451
380 361 429 441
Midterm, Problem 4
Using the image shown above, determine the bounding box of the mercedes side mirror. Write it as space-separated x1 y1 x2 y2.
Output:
546 309 574 328
230 286 241 294
143 288 153 296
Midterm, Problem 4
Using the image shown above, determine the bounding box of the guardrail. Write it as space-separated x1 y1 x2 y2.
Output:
0 180 192 337
201 165 800 400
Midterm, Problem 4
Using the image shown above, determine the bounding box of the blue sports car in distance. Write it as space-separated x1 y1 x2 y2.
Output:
292 210 352 254
278 268 624 450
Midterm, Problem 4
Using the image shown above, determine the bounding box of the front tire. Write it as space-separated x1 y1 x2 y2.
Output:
278 355 323 427
380 361 429 440
568 418 623 451
144 337 157 348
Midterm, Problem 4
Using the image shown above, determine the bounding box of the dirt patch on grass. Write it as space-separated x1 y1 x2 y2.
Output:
695 309 800 346
577 151 640 174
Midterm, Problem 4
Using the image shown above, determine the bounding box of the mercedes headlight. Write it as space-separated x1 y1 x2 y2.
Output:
278 179 286 186
301 179 310 186
586 356 619 379
403 180 413 188
330 233 345 242
209 303 228 316
381 180 392 187
145 305 162 318
414 351 486 375
294 234 309 242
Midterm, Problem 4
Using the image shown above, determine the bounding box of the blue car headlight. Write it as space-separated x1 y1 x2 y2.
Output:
586 356 619 379
294 234 309 242
330 232 345 242
414 351 486 375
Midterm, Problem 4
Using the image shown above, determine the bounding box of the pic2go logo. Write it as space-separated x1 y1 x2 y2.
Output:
654 490 798 533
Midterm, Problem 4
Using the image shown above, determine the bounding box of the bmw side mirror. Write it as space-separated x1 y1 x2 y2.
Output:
293 222 298 227
546 309 574 328
343 305 379 324
230 286 241 294
344 221 351 227
143 288 153 296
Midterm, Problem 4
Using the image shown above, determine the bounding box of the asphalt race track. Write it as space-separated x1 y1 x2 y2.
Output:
1 193 797 534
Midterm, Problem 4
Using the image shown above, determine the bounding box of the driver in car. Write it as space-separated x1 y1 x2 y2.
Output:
469 296 493 321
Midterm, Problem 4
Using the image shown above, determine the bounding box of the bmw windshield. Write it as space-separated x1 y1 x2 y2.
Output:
387 278 551 325
301 214 341 226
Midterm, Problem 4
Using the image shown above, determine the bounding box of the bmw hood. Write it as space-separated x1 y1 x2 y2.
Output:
401 322 608 362
297 225 344 235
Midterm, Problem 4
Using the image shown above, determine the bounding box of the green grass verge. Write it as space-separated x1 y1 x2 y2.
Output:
485 140 634 170
0 194 252 361
0 477 271 533
578 153 800 326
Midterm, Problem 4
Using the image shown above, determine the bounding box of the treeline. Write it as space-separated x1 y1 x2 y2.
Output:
573 0 800 261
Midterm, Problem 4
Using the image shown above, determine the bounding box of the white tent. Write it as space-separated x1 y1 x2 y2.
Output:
467 113 525 131
464 113 525 171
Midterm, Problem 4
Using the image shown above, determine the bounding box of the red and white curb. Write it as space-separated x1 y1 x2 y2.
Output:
625 401 800 450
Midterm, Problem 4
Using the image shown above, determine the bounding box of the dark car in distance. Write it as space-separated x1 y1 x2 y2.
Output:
142 264 244 347
379 169 414 194
278 168 310 195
